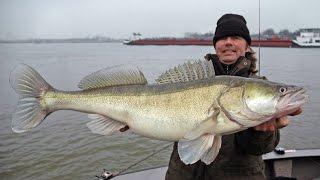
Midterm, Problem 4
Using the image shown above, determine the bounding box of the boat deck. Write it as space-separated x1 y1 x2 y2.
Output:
105 149 320 180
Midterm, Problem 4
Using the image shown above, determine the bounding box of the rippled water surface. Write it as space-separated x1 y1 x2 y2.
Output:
0 43 319 179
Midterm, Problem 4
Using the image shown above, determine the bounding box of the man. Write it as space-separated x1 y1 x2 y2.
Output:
165 13 302 180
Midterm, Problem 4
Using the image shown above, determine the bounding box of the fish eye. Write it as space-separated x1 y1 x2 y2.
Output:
279 87 287 93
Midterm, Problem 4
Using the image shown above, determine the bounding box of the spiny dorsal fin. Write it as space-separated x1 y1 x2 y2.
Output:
78 65 147 90
155 60 215 84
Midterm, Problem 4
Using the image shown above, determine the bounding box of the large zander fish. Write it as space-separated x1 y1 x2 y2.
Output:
10 61 308 165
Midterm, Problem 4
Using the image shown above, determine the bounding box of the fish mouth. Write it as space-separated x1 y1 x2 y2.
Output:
276 87 308 115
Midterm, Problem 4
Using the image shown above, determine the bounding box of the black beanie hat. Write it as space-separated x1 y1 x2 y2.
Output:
213 14 251 46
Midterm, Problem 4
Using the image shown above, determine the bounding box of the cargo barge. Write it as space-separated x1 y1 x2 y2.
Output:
123 37 293 47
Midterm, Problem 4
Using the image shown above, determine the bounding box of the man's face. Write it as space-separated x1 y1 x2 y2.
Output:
215 36 249 65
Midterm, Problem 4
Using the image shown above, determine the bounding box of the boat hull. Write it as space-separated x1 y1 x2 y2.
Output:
292 40 320 48
123 38 293 47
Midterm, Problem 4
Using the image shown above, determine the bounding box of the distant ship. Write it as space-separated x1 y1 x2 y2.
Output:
292 28 320 48
123 34 293 47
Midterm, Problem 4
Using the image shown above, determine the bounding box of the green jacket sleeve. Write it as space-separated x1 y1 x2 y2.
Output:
235 128 280 155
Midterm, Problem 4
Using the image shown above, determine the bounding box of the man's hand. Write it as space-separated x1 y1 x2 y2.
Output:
253 108 303 132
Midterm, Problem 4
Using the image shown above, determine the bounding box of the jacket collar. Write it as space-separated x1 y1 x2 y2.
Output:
207 54 252 78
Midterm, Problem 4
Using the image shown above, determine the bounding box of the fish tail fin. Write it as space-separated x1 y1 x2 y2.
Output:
9 64 53 133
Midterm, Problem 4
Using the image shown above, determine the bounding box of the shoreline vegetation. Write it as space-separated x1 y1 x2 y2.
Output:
0 28 300 43
0 37 123 44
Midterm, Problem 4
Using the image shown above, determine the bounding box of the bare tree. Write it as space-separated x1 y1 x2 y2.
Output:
262 28 276 37
279 29 290 37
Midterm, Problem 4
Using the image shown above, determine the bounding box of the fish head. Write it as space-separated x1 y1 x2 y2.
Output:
243 80 308 118
274 84 308 117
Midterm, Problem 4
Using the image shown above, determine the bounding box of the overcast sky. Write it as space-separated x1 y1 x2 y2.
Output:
1 0 319 39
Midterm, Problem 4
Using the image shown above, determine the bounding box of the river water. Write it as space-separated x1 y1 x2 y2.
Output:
0 43 319 179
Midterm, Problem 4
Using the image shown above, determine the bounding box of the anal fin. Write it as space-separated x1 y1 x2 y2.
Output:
87 114 128 135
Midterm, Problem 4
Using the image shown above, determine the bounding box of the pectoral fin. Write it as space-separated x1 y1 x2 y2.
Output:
87 114 128 135
178 106 221 165
177 134 222 165
178 134 214 164
201 135 222 164
184 107 219 140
